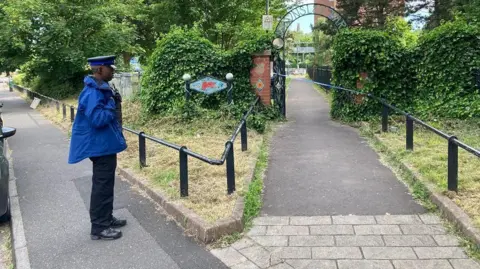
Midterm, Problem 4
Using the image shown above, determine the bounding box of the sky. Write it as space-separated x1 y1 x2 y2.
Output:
285 0 429 33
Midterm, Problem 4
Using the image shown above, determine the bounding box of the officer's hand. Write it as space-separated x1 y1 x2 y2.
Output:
113 91 122 103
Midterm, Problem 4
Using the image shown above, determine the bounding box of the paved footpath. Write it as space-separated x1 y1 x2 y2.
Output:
0 85 228 269
211 80 480 268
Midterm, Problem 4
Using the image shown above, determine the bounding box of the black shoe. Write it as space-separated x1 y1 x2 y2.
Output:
91 228 122 240
110 216 127 228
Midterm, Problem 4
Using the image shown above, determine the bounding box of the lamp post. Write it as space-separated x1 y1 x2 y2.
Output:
182 74 192 102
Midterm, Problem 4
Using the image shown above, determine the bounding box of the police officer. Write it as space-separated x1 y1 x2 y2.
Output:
68 55 128 240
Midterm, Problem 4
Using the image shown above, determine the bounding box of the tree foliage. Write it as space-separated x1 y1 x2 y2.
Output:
0 0 287 98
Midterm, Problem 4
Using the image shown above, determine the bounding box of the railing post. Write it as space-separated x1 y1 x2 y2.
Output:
448 136 458 192
70 106 75 123
138 132 146 168
226 141 235 195
62 104 66 120
406 115 414 151
179 146 189 197
382 103 389 132
241 120 248 152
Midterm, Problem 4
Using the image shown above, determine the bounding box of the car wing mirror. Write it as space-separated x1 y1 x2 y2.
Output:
1 127 16 139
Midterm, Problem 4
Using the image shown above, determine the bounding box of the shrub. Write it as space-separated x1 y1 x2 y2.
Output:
140 26 279 131
331 29 415 121
415 19 480 119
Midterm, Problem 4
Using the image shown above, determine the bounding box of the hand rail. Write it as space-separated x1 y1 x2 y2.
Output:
276 73 480 193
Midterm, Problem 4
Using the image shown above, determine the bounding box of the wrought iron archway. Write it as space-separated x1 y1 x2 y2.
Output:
271 3 347 116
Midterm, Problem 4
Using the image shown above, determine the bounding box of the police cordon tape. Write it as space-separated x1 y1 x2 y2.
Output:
274 73 479 192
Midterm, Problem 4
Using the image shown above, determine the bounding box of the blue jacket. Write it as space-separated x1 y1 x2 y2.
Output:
68 76 127 164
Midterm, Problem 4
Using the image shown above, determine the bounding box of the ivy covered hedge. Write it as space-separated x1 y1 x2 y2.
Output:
331 29 416 121
140 26 277 126
331 18 480 121
415 20 480 118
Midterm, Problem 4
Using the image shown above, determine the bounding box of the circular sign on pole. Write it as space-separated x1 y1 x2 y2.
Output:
273 38 284 49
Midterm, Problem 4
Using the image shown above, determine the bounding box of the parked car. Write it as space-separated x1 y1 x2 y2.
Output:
0 102 16 222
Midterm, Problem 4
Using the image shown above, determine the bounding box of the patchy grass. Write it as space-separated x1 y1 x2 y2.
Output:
243 133 271 229
118 101 266 223
312 83 333 105
210 129 273 249
0 224 13 269
362 118 480 227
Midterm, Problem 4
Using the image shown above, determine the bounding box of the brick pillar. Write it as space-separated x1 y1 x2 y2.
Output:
250 50 272 106
355 72 368 104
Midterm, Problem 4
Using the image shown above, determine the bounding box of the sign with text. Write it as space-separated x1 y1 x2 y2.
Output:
263 15 274 30
189 77 228 95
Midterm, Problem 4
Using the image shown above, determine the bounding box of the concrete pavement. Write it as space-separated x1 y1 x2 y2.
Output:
0 85 228 269
262 79 425 216
212 215 480 269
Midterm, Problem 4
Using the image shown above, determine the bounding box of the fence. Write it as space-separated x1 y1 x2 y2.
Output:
12 83 260 197
111 72 141 99
276 74 480 193
307 66 332 90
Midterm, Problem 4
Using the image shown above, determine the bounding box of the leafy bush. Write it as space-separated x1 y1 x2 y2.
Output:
331 17 480 121
415 19 480 119
331 28 416 121
140 26 279 131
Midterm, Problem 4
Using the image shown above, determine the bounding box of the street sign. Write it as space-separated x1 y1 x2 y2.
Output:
263 15 274 30
189 76 228 95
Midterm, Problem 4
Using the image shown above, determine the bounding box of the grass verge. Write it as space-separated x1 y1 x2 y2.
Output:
118 101 266 223
210 127 274 249
0 224 13 269
359 120 480 259
361 119 480 225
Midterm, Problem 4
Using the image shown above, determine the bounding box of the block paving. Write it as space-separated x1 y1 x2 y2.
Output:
211 215 480 269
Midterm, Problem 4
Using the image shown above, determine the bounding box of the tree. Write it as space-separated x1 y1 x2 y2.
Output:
0 0 140 97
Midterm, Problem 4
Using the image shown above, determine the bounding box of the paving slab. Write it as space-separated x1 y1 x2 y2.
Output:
211 215 480 269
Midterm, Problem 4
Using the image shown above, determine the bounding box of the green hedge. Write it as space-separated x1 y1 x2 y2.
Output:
331 29 416 121
331 18 480 121
142 27 276 113
140 26 279 131
415 20 480 118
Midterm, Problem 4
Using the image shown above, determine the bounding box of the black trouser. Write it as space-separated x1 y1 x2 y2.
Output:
89 154 117 234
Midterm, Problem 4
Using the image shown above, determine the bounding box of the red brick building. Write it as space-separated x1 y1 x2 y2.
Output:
314 0 405 27
314 0 337 23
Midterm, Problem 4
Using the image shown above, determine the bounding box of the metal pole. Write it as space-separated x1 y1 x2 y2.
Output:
56 102 60 112
139 132 147 168
266 0 269 15
62 104 66 120
406 115 414 151
241 120 248 152
70 106 75 123
180 147 189 197
226 141 236 195
448 137 458 192
382 104 389 132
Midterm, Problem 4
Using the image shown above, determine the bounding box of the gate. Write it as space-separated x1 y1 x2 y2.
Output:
271 3 347 116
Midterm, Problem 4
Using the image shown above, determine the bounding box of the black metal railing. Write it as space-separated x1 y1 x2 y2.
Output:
12 83 260 197
279 74 480 193
122 97 259 197
307 66 332 91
